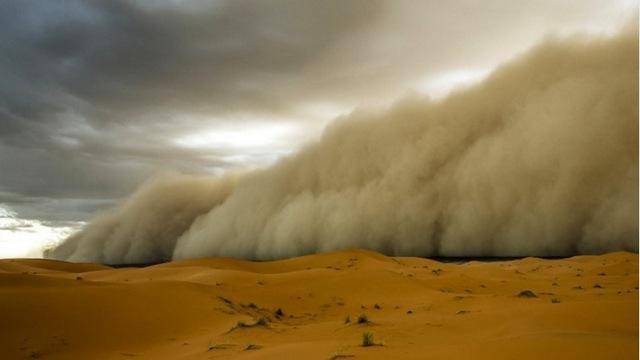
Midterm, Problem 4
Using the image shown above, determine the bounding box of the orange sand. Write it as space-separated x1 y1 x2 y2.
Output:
0 250 637 359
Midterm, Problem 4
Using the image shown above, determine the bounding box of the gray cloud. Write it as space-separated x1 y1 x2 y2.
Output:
0 0 386 220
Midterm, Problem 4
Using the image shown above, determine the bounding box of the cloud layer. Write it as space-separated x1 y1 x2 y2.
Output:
46 28 639 263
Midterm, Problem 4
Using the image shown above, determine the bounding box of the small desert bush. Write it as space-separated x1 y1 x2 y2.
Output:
357 314 369 324
231 317 269 332
244 344 262 351
517 290 537 298
361 332 375 347
235 321 249 328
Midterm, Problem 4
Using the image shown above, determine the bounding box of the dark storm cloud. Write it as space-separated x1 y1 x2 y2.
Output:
0 190 113 224
0 0 386 221
0 0 382 120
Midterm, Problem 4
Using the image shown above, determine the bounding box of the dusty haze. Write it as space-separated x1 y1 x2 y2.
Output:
46 29 639 263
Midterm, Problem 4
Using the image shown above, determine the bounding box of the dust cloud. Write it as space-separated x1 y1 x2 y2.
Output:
46 29 638 263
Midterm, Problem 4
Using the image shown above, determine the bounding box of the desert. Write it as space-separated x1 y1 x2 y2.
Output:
1 250 637 359
0 2 637 360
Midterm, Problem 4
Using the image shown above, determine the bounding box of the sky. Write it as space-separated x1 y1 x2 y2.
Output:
0 0 636 258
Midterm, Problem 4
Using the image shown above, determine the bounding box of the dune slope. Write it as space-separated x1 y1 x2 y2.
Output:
0 250 637 359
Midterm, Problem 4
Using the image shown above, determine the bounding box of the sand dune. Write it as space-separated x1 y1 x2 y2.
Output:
0 250 637 359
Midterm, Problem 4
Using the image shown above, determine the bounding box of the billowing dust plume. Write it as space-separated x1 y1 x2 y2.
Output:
46 30 639 263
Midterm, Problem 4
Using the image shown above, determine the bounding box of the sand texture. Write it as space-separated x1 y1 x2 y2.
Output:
0 250 637 359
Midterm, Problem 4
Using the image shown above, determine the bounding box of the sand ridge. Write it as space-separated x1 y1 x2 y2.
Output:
0 250 637 359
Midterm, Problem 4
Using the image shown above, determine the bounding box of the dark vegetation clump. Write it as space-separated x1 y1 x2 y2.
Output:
207 343 232 351
361 332 375 347
235 321 249 328
357 314 369 324
255 317 269 326
517 290 537 298
218 296 232 305
229 317 270 333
